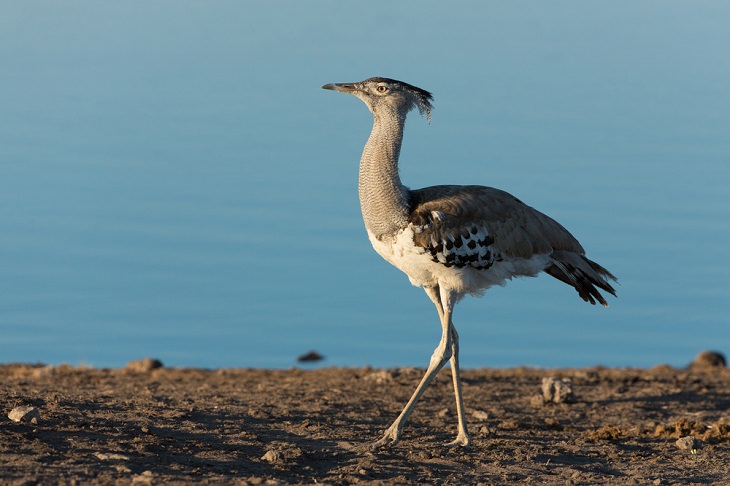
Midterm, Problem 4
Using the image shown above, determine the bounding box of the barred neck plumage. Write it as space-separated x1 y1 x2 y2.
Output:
358 110 411 237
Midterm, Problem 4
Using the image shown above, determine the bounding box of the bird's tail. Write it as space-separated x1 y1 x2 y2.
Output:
545 250 617 306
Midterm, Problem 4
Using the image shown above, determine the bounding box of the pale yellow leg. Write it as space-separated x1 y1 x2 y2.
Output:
372 285 470 448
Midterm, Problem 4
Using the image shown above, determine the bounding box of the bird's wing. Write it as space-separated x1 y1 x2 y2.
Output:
408 185 585 269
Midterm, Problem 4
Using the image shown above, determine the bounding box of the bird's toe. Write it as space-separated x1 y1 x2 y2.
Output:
370 437 396 450
371 427 401 450
445 433 471 448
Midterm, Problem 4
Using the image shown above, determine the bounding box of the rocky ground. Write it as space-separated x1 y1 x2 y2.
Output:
2 356 729 485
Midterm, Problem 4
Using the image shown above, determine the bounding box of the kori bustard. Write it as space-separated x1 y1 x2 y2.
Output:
322 77 616 448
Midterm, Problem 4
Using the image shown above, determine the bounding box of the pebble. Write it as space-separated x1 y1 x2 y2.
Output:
261 449 281 463
31 365 56 379
541 377 575 404
296 350 324 363
131 470 155 485
124 358 164 373
94 452 130 461
690 350 726 369
472 409 489 421
8 406 41 424
362 369 394 384
675 436 700 451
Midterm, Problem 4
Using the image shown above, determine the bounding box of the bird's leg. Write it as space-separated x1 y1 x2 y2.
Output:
429 286 471 446
425 286 471 446
446 323 471 447
371 286 453 449
424 285 446 321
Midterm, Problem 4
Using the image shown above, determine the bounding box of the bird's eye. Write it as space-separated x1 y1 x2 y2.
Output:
376 85 388 93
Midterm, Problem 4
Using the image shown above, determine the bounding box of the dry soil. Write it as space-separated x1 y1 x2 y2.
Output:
2 360 729 485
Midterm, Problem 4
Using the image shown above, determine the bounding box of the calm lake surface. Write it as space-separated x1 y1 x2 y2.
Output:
2 2 728 369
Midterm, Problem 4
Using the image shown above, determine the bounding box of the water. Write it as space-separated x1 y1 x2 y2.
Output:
1 2 728 369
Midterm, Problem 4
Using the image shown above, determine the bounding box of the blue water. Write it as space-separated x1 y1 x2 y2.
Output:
1 2 728 369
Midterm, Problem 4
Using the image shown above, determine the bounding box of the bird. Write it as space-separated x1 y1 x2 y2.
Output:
322 77 617 448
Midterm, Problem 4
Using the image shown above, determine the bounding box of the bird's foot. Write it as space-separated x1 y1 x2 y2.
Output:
370 425 401 450
445 431 471 448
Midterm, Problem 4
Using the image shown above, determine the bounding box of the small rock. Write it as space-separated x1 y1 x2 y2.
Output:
362 369 394 384
94 452 130 461
131 470 155 485
544 417 562 429
689 350 726 369
541 377 575 404
296 350 324 363
8 406 40 424
31 365 56 379
261 449 281 463
124 358 163 373
472 409 489 421
675 436 700 451
498 419 519 430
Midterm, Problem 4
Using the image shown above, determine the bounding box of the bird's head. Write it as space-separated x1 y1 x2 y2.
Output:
323 77 433 122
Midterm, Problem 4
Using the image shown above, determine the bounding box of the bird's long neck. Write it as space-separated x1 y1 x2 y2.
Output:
358 111 411 237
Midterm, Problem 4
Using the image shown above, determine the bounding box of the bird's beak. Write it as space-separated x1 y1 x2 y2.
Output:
322 82 357 94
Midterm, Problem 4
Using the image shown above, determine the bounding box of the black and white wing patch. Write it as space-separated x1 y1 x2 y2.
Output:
412 211 496 270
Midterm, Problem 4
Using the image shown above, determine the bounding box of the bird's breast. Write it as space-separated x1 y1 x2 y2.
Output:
366 226 438 288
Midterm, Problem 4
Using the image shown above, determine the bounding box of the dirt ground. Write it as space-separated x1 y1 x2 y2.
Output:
2 358 729 485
